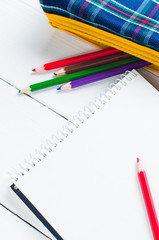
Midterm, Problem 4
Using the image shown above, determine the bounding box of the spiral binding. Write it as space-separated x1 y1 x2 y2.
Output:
9 70 137 181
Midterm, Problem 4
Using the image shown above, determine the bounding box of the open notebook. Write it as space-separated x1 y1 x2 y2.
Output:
10 70 159 240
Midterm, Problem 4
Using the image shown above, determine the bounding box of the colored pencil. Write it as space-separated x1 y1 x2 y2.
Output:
137 158 159 240
54 52 132 76
57 60 150 91
20 57 141 94
32 48 121 72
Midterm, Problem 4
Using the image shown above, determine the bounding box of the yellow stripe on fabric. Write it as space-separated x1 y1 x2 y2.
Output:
44 13 159 71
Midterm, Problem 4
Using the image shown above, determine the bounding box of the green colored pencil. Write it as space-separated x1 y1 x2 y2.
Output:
19 57 140 93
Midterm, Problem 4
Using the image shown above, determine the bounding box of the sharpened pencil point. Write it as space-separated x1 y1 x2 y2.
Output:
137 158 144 173
57 86 61 91
32 68 36 72
19 86 31 94
54 69 65 76
18 90 21 94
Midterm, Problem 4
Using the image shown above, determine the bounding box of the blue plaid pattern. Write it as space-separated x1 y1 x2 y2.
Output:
40 0 159 51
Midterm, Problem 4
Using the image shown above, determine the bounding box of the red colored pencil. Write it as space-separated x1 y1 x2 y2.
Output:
137 158 159 240
32 48 121 72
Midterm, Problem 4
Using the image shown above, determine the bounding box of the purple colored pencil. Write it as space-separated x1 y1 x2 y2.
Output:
58 60 150 91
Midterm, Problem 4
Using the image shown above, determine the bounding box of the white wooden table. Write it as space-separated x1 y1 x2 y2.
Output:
0 0 120 239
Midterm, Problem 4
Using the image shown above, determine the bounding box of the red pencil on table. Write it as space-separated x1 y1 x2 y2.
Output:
32 48 121 72
137 158 159 240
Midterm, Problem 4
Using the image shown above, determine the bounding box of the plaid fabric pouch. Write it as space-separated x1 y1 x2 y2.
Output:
40 0 159 71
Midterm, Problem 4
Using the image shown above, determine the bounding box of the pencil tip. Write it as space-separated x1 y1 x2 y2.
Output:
18 90 21 94
57 86 61 91
137 158 140 163
32 68 36 72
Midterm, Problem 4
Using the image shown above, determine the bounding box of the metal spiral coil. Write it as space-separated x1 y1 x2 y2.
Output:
9 70 137 181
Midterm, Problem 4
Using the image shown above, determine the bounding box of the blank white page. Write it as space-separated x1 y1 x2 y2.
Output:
16 71 159 240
